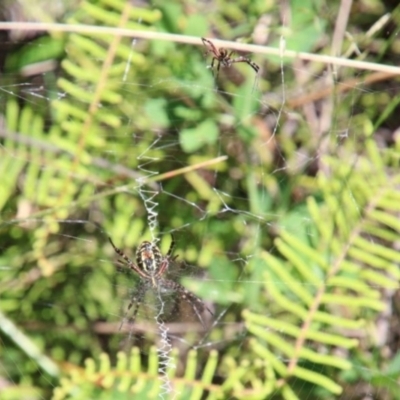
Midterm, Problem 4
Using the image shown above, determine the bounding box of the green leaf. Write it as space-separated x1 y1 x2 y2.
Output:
145 98 170 128
179 120 219 152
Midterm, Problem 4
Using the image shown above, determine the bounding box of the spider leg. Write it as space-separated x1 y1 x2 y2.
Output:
108 236 119 252
246 59 260 74
189 297 208 329
109 237 150 280
208 58 220 89
216 60 221 81
210 56 216 71
202 38 219 60
166 234 176 258
231 57 260 74
120 281 148 335
108 237 132 265
162 279 213 328
230 57 260 92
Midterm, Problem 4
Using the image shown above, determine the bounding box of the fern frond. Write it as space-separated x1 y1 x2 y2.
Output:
0 1 163 276
243 137 400 398
52 347 222 400
53 0 157 137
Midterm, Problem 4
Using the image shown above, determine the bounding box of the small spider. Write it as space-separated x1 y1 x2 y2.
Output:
109 235 213 329
201 37 260 82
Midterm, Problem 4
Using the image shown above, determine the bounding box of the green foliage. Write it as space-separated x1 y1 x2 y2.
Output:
180 120 219 152
4 35 66 72
242 139 400 397
52 348 221 400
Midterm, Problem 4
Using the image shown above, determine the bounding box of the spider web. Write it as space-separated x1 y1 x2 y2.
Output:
1 2 400 400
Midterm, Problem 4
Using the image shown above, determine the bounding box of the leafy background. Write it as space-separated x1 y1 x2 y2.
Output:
1 0 400 399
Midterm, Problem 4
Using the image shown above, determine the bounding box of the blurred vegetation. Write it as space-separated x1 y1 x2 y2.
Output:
1 0 400 399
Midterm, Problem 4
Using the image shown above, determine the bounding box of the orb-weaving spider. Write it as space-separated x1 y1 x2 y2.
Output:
201 37 260 82
109 235 213 328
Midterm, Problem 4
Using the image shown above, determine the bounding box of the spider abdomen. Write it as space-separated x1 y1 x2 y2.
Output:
136 241 162 274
